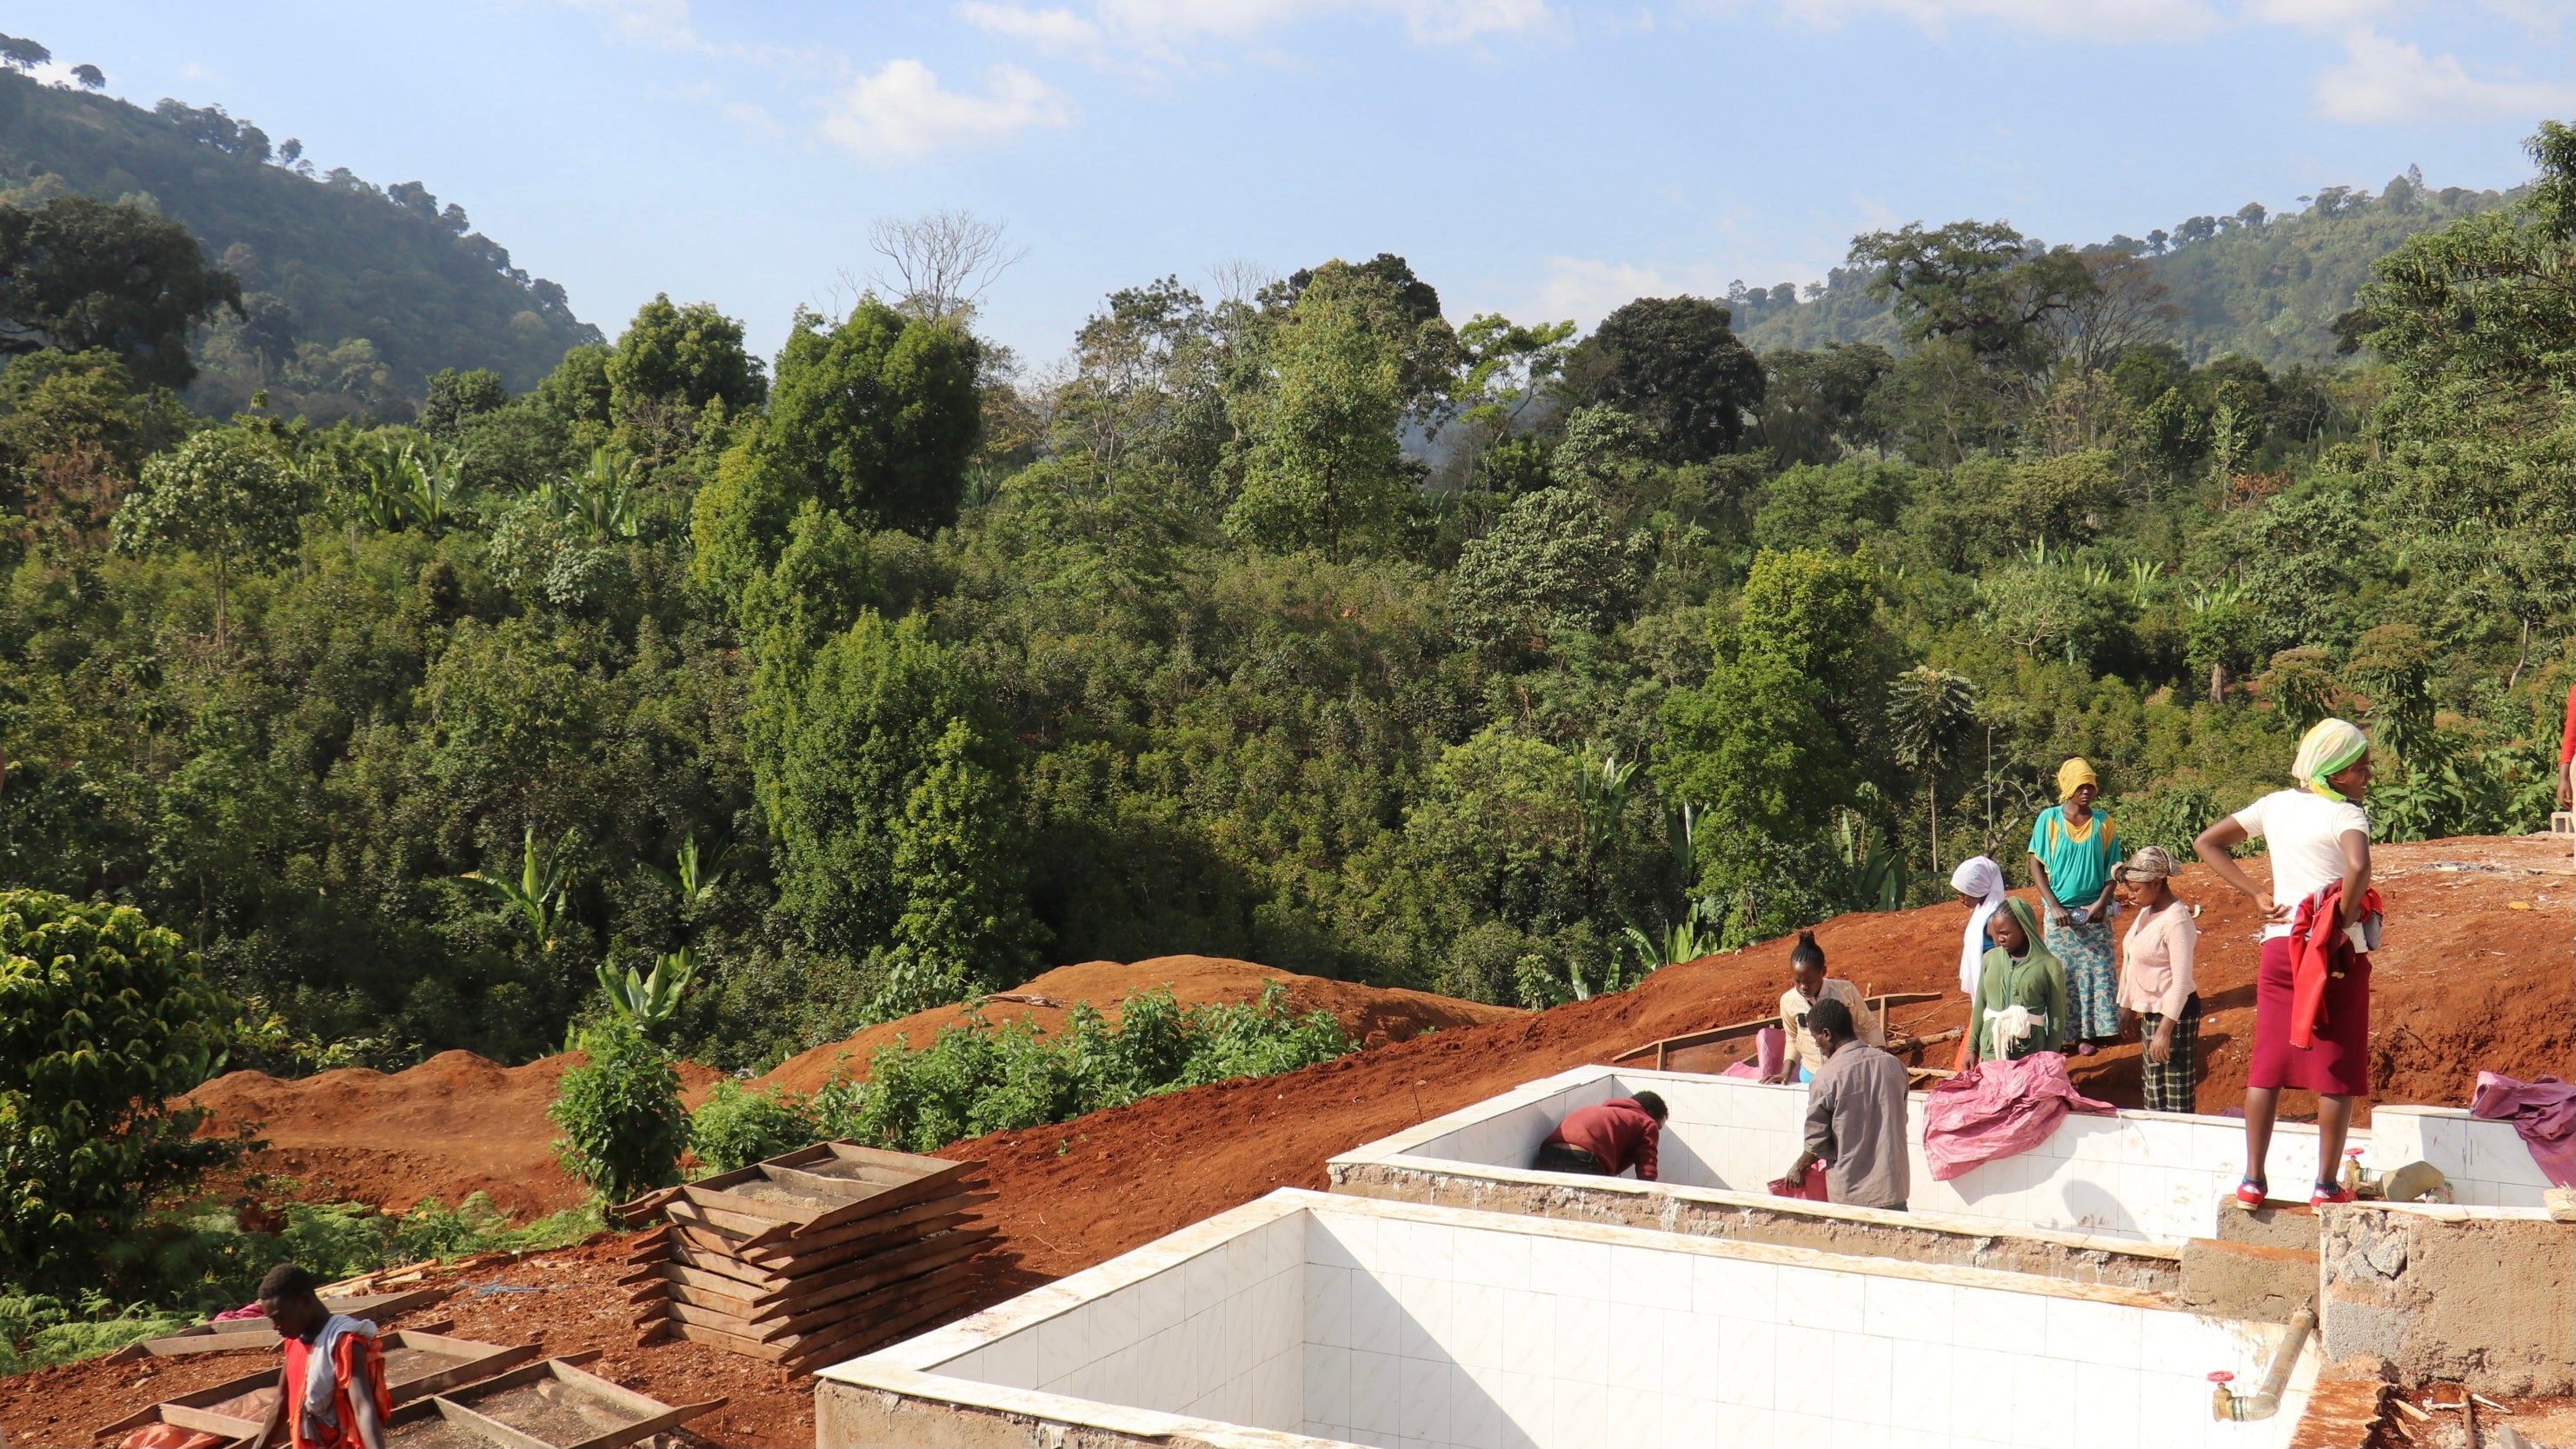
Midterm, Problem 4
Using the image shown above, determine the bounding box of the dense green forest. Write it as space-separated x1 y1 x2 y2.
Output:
1732 169 2513 368
2 67 2570 1093
0 66 600 422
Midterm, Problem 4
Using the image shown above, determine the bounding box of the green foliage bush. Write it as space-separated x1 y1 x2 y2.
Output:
548 1024 688 1203
815 986 1355 1156
0 891 242 1293
690 1080 820 1173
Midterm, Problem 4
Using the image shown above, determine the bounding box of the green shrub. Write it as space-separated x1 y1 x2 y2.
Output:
0 891 243 1293
0 1293 193 1374
690 1080 822 1173
548 1023 688 1202
816 985 1355 1155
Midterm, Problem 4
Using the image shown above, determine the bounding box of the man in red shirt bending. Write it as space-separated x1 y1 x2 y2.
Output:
1532 1092 1667 1180
2559 681 2576 809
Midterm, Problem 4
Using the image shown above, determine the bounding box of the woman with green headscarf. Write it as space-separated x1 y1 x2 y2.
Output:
1967 896 2070 1063
2194 717 2376 1211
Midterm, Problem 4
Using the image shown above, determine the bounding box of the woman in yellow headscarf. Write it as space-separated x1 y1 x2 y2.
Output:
2027 757 2123 1054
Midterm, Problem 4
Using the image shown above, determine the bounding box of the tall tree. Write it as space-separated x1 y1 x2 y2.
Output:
1849 220 2093 370
1571 296 1766 462
110 428 303 651
1222 278 1413 558
0 197 241 389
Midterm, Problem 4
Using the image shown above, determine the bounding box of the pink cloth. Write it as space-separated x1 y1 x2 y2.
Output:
2469 1071 2576 1188
212 1302 266 1322
1754 1027 1787 1080
1922 1053 2116 1182
1721 1060 1761 1080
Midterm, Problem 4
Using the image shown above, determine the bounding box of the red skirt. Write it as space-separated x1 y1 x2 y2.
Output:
2247 935 2372 1096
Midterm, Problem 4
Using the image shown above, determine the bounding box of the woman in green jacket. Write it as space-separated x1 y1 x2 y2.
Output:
1968 896 2071 1062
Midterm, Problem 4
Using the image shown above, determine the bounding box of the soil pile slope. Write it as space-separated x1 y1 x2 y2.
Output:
185 1050 725 1215
758 954 1521 1096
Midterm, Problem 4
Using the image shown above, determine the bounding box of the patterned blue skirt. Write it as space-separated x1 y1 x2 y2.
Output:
2046 915 2121 1043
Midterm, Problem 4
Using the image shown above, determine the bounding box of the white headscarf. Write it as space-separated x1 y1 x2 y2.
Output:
1949 855 2007 994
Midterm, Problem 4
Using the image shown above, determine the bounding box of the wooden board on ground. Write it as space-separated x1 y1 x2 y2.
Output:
622 1140 997 1367
97 1333 542 1446
380 1356 722 1449
1611 992 1950 1074
106 1287 450 1362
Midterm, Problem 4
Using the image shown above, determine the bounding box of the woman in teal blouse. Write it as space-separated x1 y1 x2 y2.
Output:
2027 757 2122 1053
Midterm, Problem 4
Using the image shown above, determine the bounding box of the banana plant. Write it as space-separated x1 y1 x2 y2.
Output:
1570 750 1639 870
1833 810 1911 913
598 947 696 1033
640 834 729 917
1615 894 1725 987
398 444 466 533
558 449 642 542
463 826 578 952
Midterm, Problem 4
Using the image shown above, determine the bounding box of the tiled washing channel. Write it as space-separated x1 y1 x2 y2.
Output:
816 1189 2315 1449
1327 1067 2556 1253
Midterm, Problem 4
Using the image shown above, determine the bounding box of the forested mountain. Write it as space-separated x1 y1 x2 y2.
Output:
1733 172 2513 368
0 68 600 422
0 50 2569 1116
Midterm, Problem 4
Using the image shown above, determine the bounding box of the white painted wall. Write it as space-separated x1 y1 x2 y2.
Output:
849 1192 2306 1449
1356 1066 2570 1242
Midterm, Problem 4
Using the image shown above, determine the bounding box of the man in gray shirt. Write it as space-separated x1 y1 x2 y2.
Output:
1779 997 1911 1210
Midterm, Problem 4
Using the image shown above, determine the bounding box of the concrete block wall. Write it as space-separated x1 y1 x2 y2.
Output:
2318 1201 2575 1397
819 1190 2312 1449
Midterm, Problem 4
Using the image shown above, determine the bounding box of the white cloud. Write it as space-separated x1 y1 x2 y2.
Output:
1531 256 1731 329
957 2 1105 49
961 0 1551 64
822 59 1075 161
562 0 707 51
2313 26 2569 123
1773 0 2220 42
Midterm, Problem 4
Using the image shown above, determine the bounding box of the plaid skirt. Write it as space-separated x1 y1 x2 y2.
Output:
2138 1003 2200 1114
2046 915 2122 1042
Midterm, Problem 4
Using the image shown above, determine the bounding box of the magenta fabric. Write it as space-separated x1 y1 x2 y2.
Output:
2469 1071 2576 1188
1922 1052 2116 1182
211 1302 265 1322
2247 936 2373 1096
1721 1060 1761 1080
1754 1026 1787 1080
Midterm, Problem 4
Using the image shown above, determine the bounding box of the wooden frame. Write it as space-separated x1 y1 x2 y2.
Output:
97 1332 542 1446
380 1356 722 1449
105 1286 450 1363
1612 992 1947 1073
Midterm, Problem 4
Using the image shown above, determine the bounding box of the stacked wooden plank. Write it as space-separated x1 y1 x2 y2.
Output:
621 1141 995 1372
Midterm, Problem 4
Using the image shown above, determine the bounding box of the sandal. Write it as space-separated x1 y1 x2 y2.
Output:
2311 1182 2357 1207
2233 1177 2268 1211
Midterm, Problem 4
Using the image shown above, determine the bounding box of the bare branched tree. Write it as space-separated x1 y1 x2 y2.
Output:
867 209 1029 325
2055 250 2180 375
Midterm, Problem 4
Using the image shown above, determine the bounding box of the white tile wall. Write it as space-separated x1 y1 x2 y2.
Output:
1364 1067 2564 1242
2362 1106 2558 1205
862 1191 2310 1449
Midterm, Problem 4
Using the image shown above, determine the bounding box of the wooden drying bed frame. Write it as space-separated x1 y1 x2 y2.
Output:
103 1286 452 1363
1611 992 1951 1073
97 1330 544 1447
621 1140 996 1372
380 1354 723 1449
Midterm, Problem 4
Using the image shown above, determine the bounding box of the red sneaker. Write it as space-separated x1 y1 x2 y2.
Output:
2311 1183 2357 1207
2233 1178 2267 1211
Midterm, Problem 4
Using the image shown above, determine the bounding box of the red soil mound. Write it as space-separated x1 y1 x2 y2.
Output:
756 954 1520 1096
187 1049 724 1216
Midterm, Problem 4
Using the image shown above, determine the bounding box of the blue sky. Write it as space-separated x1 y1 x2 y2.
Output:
17 2 2573 367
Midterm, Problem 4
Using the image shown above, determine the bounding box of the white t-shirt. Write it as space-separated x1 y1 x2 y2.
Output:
2230 788 2372 940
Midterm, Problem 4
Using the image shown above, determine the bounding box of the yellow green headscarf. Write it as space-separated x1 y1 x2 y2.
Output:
2293 717 2369 801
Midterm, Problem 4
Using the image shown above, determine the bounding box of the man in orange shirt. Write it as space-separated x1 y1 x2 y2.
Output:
1533 1093 1667 1180
262 1263 389 1449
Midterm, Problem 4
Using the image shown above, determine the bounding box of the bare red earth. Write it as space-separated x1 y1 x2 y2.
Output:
19 834 2570 1443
